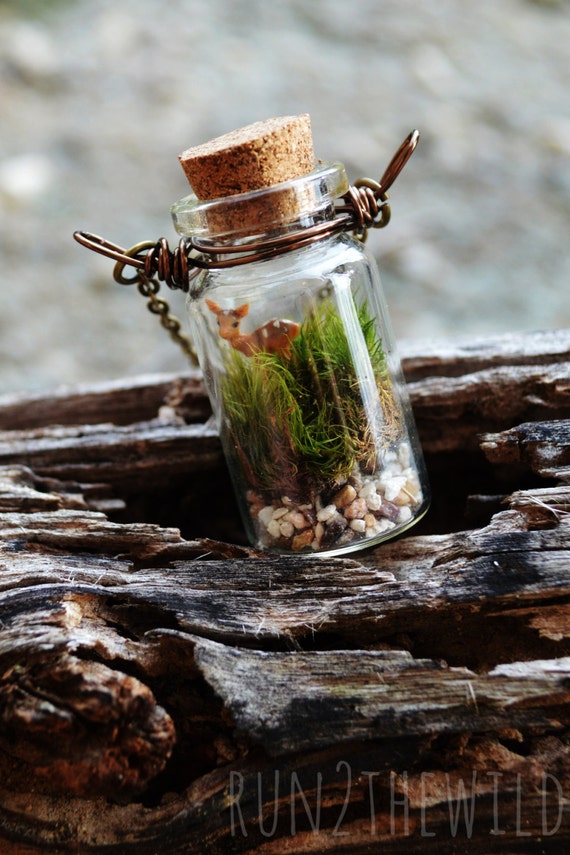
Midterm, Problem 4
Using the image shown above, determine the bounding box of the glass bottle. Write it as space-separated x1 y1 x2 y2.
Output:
171 117 429 556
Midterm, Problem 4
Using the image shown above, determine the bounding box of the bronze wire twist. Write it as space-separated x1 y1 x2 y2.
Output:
73 130 419 363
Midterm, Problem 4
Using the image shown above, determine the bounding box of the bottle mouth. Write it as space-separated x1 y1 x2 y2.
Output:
170 161 349 240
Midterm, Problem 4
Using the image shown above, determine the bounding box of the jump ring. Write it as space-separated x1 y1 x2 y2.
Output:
113 240 157 285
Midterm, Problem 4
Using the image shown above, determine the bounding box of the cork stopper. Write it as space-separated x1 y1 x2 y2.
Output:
179 114 314 200
177 115 316 236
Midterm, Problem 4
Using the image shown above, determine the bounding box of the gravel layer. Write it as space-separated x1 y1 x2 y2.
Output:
0 0 568 394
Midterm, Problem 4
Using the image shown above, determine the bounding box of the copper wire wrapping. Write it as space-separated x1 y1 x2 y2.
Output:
73 183 390 292
73 130 419 292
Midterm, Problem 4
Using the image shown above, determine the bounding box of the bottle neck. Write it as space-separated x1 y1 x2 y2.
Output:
171 162 349 248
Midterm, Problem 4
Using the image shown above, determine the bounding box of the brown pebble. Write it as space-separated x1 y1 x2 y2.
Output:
344 498 368 520
292 529 314 551
332 484 357 509
375 499 400 522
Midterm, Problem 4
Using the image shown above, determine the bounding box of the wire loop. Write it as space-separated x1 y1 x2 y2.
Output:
113 240 156 285
73 131 419 361
74 129 419 292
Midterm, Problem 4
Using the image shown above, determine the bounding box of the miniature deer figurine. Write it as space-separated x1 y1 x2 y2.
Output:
206 299 300 359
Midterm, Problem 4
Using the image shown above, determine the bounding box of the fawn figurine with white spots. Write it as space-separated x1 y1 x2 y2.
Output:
206 299 300 359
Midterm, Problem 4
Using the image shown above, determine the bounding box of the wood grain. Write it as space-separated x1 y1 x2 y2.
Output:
0 329 568 853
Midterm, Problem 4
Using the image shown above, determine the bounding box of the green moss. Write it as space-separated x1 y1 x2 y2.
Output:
220 297 398 499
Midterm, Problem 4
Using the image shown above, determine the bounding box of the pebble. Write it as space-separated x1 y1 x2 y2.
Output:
317 504 337 523
333 484 357 508
382 476 407 503
285 510 310 530
266 519 282 539
292 529 314 551
279 521 294 538
251 441 424 552
321 516 348 546
258 506 275 528
366 492 382 511
377 498 401 522
344 498 368 520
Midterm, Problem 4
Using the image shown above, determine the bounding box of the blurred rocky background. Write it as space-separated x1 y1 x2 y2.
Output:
0 0 568 394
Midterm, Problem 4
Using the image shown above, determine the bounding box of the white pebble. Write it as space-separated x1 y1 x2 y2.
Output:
358 481 377 499
366 492 382 511
349 518 366 533
279 521 294 538
317 504 337 522
285 510 310 530
267 520 282 539
398 505 413 524
258 506 275 528
272 506 289 520
377 463 402 485
383 476 407 502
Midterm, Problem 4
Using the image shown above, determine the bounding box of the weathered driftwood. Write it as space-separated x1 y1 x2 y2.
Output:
0 329 569 854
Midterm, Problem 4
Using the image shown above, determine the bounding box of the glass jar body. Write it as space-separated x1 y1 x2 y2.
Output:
183 231 429 556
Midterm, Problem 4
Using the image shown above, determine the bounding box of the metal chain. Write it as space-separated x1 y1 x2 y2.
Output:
112 240 198 365
137 273 198 365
